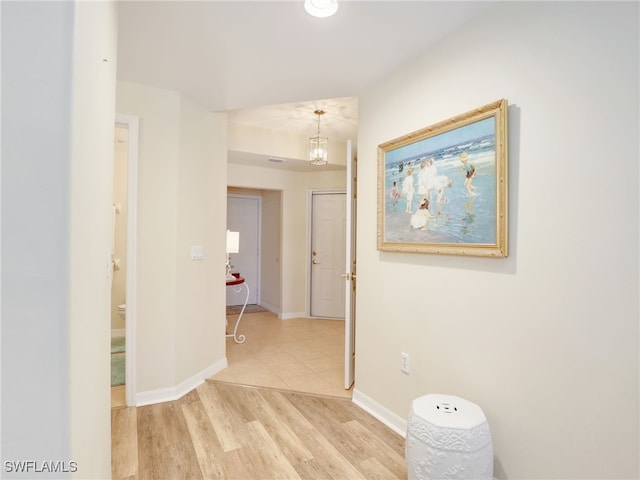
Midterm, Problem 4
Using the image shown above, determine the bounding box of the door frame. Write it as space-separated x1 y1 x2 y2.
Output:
344 140 356 389
115 113 139 407
306 189 346 318
226 193 262 306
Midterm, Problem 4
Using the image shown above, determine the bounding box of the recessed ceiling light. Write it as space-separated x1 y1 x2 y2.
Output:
304 0 338 18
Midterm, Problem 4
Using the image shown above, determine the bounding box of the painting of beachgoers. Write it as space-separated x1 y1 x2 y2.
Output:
377 99 508 257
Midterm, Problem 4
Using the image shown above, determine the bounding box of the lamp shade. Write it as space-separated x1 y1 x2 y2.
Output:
226 230 239 253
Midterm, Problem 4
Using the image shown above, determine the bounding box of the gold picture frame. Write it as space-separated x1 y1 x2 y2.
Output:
377 99 508 257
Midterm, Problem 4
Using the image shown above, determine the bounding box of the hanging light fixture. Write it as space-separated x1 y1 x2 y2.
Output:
309 109 328 166
304 0 338 18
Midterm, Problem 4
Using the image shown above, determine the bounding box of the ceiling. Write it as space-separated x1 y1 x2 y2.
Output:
116 1 497 170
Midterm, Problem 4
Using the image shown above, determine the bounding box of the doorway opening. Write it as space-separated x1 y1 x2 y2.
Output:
226 193 261 307
226 187 283 315
111 114 138 409
110 125 128 404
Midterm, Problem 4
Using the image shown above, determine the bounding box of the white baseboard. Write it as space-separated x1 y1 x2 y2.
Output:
260 301 279 315
111 328 125 338
280 312 307 320
135 357 228 407
352 388 408 438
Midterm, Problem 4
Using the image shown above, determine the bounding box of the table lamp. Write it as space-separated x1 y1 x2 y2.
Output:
226 230 239 280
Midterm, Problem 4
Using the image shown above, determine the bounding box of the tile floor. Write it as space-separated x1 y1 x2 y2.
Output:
111 309 352 410
210 310 352 399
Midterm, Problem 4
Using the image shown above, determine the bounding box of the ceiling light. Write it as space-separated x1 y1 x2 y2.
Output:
304 0 338 18
309 109 328 166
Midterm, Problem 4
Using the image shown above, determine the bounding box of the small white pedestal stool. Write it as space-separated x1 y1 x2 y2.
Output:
406 394 493 480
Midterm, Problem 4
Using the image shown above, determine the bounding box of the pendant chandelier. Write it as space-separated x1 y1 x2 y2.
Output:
309 109 328 166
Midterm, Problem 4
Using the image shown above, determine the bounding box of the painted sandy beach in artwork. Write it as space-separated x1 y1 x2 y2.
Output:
383 117 497 245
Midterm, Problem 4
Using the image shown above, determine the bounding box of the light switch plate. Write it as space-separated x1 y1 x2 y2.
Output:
401 352 410 374
191 245 205 260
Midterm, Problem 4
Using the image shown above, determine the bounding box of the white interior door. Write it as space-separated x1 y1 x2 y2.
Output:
310 192 346 318
344 140 356 389
226 195 260 305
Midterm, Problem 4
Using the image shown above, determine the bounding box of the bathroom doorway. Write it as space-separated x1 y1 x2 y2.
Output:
112 114 139 408
111 125 128 334
110 125 128 405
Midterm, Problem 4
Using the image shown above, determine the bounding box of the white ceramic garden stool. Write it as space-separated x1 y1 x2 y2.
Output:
405 394 493 480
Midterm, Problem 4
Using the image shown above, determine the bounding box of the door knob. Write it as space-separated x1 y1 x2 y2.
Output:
312 259 319 264
340 273 351 279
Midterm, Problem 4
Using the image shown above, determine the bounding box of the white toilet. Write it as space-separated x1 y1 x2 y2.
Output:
117 304 126 320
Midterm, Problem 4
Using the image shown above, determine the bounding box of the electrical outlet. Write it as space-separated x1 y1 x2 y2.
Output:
401 352 410 374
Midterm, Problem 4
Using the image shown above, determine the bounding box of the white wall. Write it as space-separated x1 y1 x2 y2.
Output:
355 2 638 479
228 164 345 317
2 2 75 474
116 82 227 399
2 1 117 478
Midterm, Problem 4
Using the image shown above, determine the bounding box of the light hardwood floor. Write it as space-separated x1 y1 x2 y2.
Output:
112 384 126 409
112 381 407 480
111 311 402 479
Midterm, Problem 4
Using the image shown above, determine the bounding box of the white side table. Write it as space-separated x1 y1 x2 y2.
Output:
225 274 249 344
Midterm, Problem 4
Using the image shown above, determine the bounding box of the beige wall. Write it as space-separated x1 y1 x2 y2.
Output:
68 1 119 477
228 164 346 317
117 82 180 392
116 81 227 396
355 2 638 478
261 190 282 312
174 95 227 382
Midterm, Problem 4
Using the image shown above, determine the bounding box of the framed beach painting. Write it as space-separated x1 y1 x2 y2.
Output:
377 99 508 257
